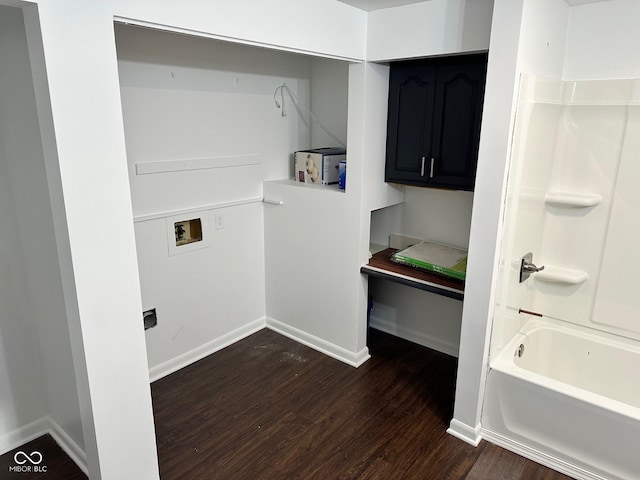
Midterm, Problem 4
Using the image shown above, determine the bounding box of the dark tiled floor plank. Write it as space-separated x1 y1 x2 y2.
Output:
465 443 527 480
0 328 573 480
0 434 86 480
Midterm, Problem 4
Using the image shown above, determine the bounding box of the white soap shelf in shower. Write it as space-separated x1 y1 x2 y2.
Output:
544 191 602 208
535 266 589 285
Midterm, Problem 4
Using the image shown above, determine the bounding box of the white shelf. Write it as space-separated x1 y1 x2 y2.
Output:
544 191 602 208
535 266 589 285
265 178 345 194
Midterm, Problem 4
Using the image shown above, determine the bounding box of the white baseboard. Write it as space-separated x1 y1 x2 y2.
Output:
149 317 267 382
266 317 370 367
369 314 459 358
0 416 87 475
447 419 482 446
0 417 49 457
481 428 608 480
47 416 87 475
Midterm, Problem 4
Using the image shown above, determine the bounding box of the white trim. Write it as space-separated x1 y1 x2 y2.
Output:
0 416 87 475
135 154 261 175
369 315 459 358
481 428 609 480
133 196 263 223
266 317 370 367
148 317 267 382
47 416 88 475
446 419 482 446
0 417 49 456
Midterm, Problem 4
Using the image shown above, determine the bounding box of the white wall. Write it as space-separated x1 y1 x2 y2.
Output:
564 0 640 80
264 180 369 362
0 6 47 443
310 57 349 148
135 203 267 379
25 2 161 477
0 158 46 443
367 0 494 61
111 0 367 61
368 278 464 356
357 62 405 214
351 60 406 352
116 24 315 217
400 188 474 249
370 188 473 250
447 0 525 444
517 0 569 76
0 5 83 457
262 59 365 364
264 58 400 363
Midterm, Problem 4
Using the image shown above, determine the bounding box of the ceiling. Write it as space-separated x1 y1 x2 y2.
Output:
337 0 610 12
336 0 428 11
565 0 611 4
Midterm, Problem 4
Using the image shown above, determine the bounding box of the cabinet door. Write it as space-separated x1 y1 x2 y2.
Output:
429 59 487 190
385 64 436 185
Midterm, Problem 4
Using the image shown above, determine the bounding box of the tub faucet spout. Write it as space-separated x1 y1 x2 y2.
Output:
523 262 544 273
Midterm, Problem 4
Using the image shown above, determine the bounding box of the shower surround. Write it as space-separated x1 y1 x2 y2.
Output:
482 75 640 480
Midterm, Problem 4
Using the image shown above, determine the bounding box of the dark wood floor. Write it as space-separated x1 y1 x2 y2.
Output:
152 328 570 480
0 434 86 480
1 328 572 479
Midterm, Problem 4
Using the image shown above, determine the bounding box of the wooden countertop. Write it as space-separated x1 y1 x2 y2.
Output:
361 248 464 301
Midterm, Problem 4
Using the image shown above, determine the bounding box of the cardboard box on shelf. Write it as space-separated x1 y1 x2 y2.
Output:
294 147 346 185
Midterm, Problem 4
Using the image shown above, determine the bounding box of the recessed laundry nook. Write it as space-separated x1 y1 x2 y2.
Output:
114 15 477 384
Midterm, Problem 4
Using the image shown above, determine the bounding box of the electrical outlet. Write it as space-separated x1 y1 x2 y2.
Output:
143 308 157 330
215 213 224 230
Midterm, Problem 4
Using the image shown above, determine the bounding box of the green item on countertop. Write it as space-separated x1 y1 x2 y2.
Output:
391 241 467 281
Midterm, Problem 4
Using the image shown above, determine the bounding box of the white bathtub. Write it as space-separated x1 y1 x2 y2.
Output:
482 317 640 480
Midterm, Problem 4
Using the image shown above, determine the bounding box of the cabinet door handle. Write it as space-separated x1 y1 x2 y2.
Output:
430 158 435 178
421 157 426 177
